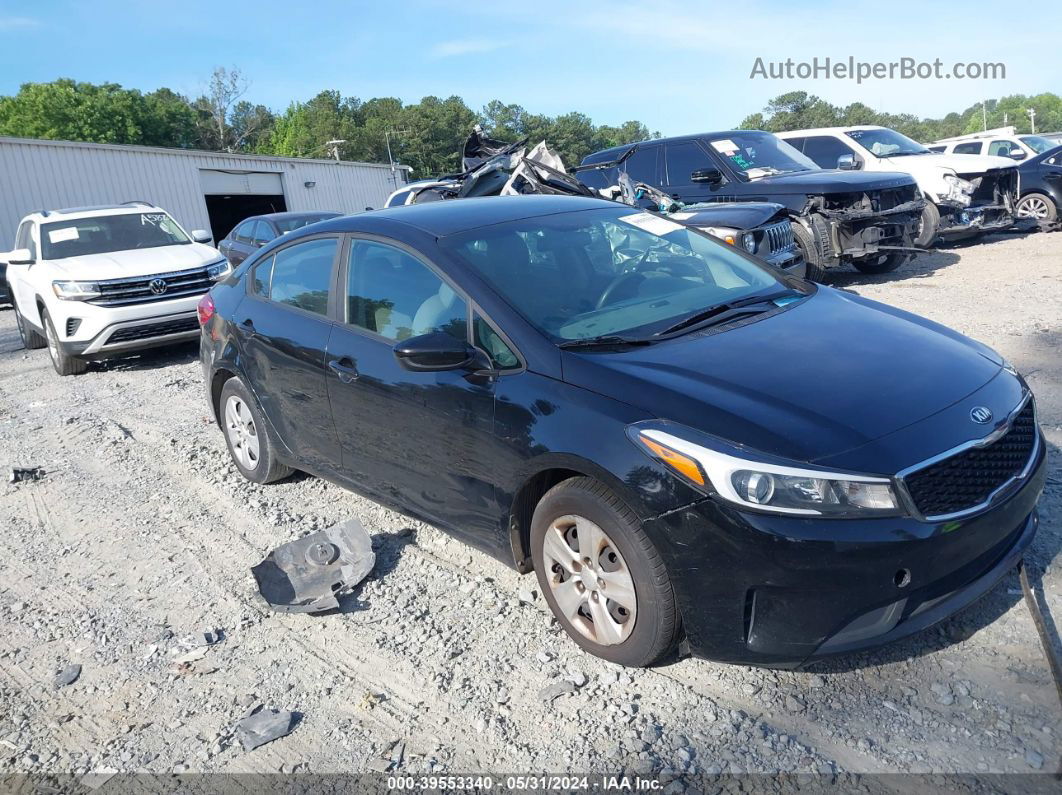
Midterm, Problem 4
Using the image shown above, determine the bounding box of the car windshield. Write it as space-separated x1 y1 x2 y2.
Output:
273 214 338 233
704 132 818 180
1020 135 1055 154
41 212 190 260
439 207 788 342
845 128 930 157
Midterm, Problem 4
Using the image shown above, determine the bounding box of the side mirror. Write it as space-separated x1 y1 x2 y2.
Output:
837 154 859 170
191 229 213 244
393 332 488 372
7 248 34 265
691 168 724 184
1008 150 1025 160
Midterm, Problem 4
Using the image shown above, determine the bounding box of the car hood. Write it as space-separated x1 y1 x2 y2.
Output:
49 243 221 279
561 287 1003 464
885 152 1017 175
749 169 916 193
671 202 786 229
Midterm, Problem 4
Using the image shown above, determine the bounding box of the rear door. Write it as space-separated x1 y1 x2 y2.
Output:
232 235 342 471
324 236 502 549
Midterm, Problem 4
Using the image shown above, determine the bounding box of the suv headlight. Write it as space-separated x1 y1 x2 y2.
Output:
741 232 756 253
700 226 741 246
52 280 101 301
629 422 901 517
206 259 233 280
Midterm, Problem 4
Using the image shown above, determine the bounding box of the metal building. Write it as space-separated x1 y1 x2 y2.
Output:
0 136 410 250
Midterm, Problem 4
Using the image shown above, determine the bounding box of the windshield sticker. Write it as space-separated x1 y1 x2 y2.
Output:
710 139 739 154
668 212 696 221
618 213 686 237
47 227 80 243
141 213 167 226
744 167 774 179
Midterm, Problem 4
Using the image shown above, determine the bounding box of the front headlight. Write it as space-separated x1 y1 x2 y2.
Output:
741 232 756 253
52 280 101 301
700 226 740 246
206 259 233 280
629 423 902 517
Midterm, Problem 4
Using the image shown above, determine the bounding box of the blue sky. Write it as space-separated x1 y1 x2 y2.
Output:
0 0 1056 135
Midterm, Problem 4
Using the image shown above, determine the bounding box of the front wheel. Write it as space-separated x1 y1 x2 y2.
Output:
14 302 46 350
42 311 88 376
790 222 826 281
914 202 940 248
852 251 907 275
531 477 681 667
219 377 293 484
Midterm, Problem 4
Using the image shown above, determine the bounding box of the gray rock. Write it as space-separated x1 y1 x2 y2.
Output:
1024 748 1043 770
518 589 536 604
784 695 804 713
54 664 81 688
538 680 577 703
233 705 296 751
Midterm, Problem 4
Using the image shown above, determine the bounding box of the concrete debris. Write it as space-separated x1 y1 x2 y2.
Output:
252 518 375 613
53 664 81 688
172 648 207 665
233 705 296 751
538 680 577 703
9 467 45 483
517 589 536 604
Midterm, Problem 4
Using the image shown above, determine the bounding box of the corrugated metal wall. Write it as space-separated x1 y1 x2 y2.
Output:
0 137 409 250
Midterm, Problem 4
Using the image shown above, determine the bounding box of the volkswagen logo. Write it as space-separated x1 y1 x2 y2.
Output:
970 406 993 425
148 278 168 295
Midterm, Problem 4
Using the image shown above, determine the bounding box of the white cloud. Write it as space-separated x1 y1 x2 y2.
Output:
0 16 39 30
429 38 504 58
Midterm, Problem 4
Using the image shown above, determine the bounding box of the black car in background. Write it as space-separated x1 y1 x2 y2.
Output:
198 196 1044 668
1015 145 1062 222
218 211 341 266
579 131 925 280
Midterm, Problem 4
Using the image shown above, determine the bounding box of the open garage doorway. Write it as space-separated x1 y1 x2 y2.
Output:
200 169 287 242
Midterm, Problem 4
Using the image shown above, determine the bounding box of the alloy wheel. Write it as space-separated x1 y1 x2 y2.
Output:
224 395 261 471
541 514 637 645
1017 196 1050 219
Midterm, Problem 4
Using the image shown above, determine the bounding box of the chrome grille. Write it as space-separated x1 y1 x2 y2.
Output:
90 266 212 307
763 221 796 255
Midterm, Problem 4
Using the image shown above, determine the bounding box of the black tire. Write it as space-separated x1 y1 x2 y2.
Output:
914 202 940 248
530 477 680 667
1016 192 1058 222
852 251 907 275
790 222 826 281
218 376 293 484
42 311 88 376
14 301 46 350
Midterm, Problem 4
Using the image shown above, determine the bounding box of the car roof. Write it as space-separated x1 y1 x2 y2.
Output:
250 211 342 222
778 126 886 136
28 202 163 222
582 131 769 164
309 195 620 238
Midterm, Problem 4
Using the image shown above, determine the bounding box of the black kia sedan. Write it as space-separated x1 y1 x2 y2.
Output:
197 195 1045 668
1015 145 1062 222
217 211 342 266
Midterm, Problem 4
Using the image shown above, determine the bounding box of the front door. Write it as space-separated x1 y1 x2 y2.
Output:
232 235 342 471
664 140 731 203
324 237 501 550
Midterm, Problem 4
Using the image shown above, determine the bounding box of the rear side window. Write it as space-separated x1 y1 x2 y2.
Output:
953 142 982 155
345 240 467 342
257 237 338 316
665 142 713 184
800 136 856 169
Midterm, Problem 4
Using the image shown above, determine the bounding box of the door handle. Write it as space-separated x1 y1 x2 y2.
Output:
328 358 359 384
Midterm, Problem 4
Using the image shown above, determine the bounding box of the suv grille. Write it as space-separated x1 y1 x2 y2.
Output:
91 266 212 307
762 220 796 254
105 316 200 345
903 402 1037 518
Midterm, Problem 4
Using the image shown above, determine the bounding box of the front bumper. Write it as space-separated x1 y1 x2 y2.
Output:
644 435 1046 667
58 310 200 359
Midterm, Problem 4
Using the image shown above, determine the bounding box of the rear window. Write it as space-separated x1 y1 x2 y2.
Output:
273 214 339 233
41 213 190 260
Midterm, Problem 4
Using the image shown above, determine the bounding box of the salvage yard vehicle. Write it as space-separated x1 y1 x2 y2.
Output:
778 126 1019 246
1015 145 1062 222
929 127 1058 161
199 195 1045 668
218 211 341 267
4 202 230 375
580 131 925 280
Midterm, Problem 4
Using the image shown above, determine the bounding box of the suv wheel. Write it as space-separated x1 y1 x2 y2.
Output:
531 477 681 667
42 311 88 376
914 202 940 248
14 303 46 350
790 223 826 281
219 377 293 484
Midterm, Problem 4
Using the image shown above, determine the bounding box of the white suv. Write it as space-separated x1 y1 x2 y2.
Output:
778 126 1019 246
3 202 230 375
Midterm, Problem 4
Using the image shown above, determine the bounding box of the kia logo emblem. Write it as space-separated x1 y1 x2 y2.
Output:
149 278 168 295
970 406 993 424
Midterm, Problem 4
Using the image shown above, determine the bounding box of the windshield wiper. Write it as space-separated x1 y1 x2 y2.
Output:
655 290 800 337
557 334 655 350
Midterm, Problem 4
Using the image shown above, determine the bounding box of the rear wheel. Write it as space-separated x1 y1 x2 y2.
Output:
914 202 940 248
790 222 826 281
219 377 292 484
1016 192 1057 222
14 302 46 350
852 251 906 275
531 477 680 667
43 311 88 376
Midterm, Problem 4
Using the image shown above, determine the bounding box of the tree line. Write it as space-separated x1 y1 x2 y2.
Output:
1 70 1058 178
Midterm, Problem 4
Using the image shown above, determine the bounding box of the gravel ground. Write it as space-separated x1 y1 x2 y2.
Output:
0 230 1059 780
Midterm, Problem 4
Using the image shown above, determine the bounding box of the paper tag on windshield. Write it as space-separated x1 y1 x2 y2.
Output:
710 139 739 154
48 227 80 243
618 213 685 237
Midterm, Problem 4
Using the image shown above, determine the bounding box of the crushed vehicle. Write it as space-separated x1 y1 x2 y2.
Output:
579 130 926 280
385 128 805 277
778 126 1020 246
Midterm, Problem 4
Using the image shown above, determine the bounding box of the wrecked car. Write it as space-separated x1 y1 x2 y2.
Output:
579 131 925 280
778 126 1019 245
198 196 1044 668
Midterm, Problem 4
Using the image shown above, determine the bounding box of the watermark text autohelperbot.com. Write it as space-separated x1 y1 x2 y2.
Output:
750 57 1005 83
